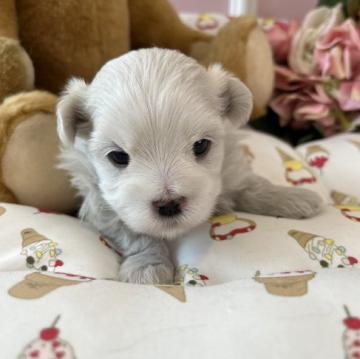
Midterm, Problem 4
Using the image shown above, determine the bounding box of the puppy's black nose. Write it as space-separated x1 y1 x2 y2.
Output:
152 197 185 217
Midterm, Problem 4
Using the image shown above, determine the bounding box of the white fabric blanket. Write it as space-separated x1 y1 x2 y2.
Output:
1 129 360 358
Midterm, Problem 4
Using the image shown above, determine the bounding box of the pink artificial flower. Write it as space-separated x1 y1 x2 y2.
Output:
294 103 332 121
336 79 360 111
271 83 337 134
315 19 360 80
264 20 299 63
271 92 308 124
289 4 343 75
275 66 320 91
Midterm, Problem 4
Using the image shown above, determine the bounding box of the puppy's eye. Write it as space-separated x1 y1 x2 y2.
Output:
193 139 211 158
107 150 130 167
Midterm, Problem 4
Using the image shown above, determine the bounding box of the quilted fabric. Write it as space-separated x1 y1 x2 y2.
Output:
1 129 360 359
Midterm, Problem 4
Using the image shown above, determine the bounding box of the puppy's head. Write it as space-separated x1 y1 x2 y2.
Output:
57 49 252 239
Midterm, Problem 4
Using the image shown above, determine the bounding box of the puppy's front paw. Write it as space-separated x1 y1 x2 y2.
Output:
279 188 324 219
118 255 174 285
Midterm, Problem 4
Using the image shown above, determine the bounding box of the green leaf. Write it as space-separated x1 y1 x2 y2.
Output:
318 0 360 18
318 0 344 7
347 0 360 17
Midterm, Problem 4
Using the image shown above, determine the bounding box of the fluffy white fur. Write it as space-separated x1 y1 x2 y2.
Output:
57 48 323 284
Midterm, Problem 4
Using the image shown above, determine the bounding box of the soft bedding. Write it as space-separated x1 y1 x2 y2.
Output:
1 129 360 358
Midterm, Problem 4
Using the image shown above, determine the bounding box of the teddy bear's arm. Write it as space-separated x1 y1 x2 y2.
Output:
128 0 211 55
0 0 34 102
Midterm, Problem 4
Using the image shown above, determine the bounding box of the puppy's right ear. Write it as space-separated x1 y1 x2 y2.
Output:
57 78 91 147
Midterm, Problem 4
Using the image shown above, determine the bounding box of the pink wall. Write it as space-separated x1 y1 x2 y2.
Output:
259 0 318 20
170 0 319 20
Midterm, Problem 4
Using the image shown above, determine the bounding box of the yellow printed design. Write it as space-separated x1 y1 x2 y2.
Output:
210 214 256 241
288 230 358 268
0 206 6 216
21 229 64 272
277 148 316 186
196 13 219 31
331 191 360 223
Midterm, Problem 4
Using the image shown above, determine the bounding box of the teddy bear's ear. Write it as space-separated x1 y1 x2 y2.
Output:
57 78 91 147
207 64 253 127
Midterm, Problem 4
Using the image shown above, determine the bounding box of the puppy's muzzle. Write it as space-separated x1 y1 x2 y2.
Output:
152 197 186 217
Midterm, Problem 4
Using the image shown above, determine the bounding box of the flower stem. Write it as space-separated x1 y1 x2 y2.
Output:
333 108 351 131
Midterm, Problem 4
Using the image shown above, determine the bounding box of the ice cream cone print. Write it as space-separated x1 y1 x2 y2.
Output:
20 229 64 272
306 145 330 171
349 139 360 151
331 191 350 206
277 148 294 163
155 285 186 303
209 214 256 241
288 230 358 268
22 228 47 248
331 191 360 223
18 315 76 359
8 272 94 299
343 306 360 359
254 270 315 297
175 265 209 287
288 229 316 249
276 147 316 186
0 206 6 216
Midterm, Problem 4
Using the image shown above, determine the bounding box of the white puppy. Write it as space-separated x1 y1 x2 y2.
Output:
57 48 323 284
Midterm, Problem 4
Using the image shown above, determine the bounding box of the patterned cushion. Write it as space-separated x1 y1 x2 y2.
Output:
1 129 360 359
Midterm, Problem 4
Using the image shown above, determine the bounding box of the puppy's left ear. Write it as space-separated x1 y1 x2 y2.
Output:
208 64 253 127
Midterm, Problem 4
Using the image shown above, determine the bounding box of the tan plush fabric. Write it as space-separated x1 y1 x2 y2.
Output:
193 17 256 83
245 26 274 118
192 17 274 119
128 0 211 55
0 91 58 205
0 38 34 101
2 113 78 212
17 0 130 94
0 0 18 39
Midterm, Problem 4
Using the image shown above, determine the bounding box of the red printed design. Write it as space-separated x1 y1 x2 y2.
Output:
210 214 256 241
305 145 330 172
18 316 76 359
343 306 360 359
277 147 317 186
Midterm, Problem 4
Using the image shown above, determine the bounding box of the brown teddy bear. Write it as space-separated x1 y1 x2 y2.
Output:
0 0 274 213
